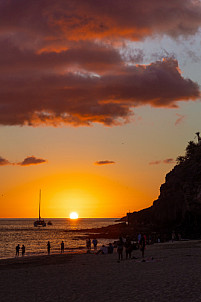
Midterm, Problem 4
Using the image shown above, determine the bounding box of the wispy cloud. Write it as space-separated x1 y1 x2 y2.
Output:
175 113 185 126
149 160 162 165
94 160 116 166
19 156 47 166
149 158 175 165
163 158 175 164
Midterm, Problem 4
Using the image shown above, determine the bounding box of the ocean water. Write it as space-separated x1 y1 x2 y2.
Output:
0 218 117 259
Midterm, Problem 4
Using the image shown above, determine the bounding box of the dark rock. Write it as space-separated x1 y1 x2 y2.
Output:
127 138 201 238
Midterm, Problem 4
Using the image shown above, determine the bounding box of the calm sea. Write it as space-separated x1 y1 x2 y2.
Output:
0 218 117 259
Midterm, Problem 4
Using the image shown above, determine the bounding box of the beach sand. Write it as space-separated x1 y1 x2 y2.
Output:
0 240 201 302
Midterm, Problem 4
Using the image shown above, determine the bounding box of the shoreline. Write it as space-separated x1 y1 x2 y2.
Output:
0 253 76 270
1 240 201 301
0 248 92 269
0 239 200 268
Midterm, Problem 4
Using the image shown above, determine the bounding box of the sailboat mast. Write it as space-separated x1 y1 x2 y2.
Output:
39 189 41 220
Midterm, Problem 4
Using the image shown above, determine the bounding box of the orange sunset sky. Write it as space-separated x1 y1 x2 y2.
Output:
0 0 201 218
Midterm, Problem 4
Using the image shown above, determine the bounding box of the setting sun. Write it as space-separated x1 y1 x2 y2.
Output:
70 212 79 219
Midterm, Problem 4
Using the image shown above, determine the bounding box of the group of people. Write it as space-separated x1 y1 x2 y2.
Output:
86 234 146 260
15 241 65 257
116 237 129 261
15 235 147 259
86 238 98 251
47 240 65 255
86 238 114 255
15 244 25 257
96 243 114 255
116 234 146 261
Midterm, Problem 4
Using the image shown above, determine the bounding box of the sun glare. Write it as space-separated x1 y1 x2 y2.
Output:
70 212 79 219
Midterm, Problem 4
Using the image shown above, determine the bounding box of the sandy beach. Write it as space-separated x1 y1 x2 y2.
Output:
1 240 201 302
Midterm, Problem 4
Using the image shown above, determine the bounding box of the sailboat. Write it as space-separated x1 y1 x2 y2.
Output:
34 190 46 227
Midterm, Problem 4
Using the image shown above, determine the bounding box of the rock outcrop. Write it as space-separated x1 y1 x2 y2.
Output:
127 137 201 238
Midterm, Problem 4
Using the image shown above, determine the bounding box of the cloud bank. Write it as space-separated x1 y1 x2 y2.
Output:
1 0 200 42
0 57 199 126
0 0 200 127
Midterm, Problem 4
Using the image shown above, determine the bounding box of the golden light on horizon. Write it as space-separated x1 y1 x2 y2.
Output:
0 171 154 218
70 212 79 219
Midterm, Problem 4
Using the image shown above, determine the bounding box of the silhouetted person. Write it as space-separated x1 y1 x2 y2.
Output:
47 241 51 255
92 238 98 250
139 234 146 258
86 238 91 252
16 244 20 257
108 243 114 254
61 241 64 253
125 236 132 259
21 244 25 256
117 237 124 261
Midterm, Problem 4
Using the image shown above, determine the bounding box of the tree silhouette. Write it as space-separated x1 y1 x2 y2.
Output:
185 141 197 159
176 140 198 164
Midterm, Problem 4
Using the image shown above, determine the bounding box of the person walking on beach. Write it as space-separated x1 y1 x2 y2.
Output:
47 241 51 255
139 234 146 258
92 238 98 250
21 244 25 256
16 244 20 257
125 236 132 259
117 237 124 261
61 241 64 253
86 238 91 252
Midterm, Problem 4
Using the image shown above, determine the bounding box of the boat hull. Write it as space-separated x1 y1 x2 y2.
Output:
34 220 46 227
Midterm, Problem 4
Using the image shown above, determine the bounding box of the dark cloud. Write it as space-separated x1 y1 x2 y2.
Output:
0 58 199 126
0 1 200 127
0 156 10 166
0 0 200 44
19 156 47 166
95 160 116 165
0 155 47 166
0 39 123 74
149 158 175 165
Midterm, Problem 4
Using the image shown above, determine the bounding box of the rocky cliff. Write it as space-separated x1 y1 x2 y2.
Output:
127 137 201 238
